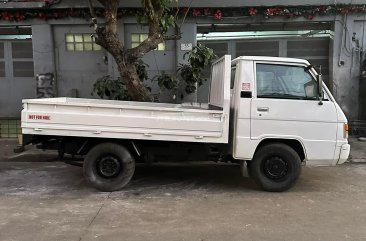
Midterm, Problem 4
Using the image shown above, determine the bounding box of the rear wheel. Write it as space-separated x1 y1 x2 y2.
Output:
249 143 301 192
83 143 135 192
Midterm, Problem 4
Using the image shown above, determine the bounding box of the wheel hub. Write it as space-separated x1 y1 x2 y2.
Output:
97 156 121 178
263 156 288 180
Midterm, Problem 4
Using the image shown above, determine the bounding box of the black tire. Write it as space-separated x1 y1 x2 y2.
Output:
83 142 135 192
249 143 301 192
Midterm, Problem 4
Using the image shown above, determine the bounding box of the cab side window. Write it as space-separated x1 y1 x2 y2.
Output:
256 63 318 100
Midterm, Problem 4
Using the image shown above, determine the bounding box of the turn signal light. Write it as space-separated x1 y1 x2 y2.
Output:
344 123 349 139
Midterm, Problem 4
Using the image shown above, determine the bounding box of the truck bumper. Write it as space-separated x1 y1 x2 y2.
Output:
337 144 350 165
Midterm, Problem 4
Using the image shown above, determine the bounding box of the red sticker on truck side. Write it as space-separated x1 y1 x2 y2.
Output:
29 115 51 120
242 83 251 91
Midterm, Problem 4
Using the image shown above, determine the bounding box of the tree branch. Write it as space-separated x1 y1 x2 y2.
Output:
87 0 98 31
87 0 124 59
87 0 96 17
97 0 119 34
179 0 194 30
143 0 156 22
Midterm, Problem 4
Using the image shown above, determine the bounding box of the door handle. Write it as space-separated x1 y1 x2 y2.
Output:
257 107 269 112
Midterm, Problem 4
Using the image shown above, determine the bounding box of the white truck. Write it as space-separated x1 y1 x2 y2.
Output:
20 55 350 192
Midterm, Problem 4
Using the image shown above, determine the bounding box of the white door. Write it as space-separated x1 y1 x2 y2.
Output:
250 62 338 165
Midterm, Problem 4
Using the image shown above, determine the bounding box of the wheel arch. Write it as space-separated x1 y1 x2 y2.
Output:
56 137 141 162
254 138 306 162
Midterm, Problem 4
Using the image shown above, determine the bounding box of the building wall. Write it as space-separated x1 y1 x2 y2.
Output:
0 5 365 120
53 25 109 98
331 16 365 120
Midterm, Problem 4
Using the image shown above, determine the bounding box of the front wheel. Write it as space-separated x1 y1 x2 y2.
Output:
83 142 135 192
249 143 301 192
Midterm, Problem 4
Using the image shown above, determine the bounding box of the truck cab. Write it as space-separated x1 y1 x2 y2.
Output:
230 56 349 167
226 56 350 191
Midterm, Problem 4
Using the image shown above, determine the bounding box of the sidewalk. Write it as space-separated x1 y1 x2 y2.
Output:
348 137 366 163
1 137 366 163
0 139 57 162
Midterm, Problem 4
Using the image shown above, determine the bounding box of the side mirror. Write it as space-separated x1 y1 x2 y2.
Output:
317 74 324 105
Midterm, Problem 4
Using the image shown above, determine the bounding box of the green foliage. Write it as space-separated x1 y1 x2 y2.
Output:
92 75 130 101
179 64 197 93
138 0 176 34
92 60 151 100
135 59 149 82
160 14 175 33
185 44 216 69
153 71 178 90
178 44 217 94
92 44 217 101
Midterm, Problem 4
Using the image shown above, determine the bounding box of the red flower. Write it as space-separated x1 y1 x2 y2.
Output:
37 13 48 20
14 12 25 21
192 9 201 17
204 8 211 16
248 8 258 16
307 15 315 20
214 9 222 20
1 12 12 21
68 9 78 17
340 7 349 15
286 13 294 18
265 8 274 16
180 7 189 15
265 7 283 17
53 12 63 19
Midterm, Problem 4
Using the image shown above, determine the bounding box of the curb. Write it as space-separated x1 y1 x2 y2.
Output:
1 149 58 163
349 158 366 163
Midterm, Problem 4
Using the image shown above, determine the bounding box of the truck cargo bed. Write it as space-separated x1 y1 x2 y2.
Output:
21 56 231 143
22 97 228 143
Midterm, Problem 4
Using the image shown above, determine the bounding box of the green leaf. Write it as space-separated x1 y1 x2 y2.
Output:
178 44 217 95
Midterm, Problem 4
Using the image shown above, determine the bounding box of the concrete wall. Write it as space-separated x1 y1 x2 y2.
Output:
53 25 108 98
32 24 55 76
0 9 365 120
28 19 195 104
355 19 366 120
331 16 365 120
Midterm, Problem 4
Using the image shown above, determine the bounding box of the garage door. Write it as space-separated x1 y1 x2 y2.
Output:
0 34 35 117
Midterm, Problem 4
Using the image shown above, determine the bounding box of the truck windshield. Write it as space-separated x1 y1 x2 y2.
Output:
256 63 318 100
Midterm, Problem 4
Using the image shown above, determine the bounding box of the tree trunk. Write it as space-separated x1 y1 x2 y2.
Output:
88 0 181 102
117 61 152 102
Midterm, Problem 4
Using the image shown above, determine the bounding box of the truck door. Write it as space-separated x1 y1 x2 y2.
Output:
250 62 338 165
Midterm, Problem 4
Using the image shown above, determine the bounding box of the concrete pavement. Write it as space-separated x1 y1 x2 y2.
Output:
0 162 366 241
349 137 366 163
0 137 366 241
